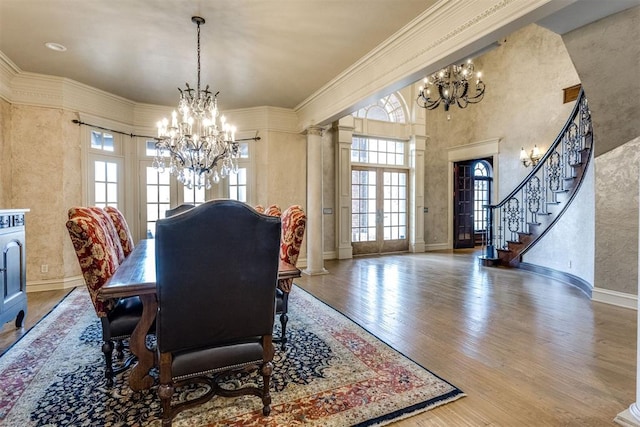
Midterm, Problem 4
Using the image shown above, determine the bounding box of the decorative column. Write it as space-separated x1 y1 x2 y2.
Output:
334 116 354 259
303 126 328 276
409 132 427 253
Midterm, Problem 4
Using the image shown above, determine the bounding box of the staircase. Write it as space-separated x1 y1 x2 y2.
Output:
481 89 592 267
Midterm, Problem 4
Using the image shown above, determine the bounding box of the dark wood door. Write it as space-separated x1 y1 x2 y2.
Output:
454 161 474 249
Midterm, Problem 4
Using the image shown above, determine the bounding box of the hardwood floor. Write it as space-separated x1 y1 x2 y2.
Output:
0 288 71 356
294 251 636 426
0 250 635 425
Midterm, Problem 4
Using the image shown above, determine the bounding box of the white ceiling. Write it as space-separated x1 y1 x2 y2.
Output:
0 0 437 110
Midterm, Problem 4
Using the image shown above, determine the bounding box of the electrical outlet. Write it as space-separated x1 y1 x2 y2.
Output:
41 264 48 273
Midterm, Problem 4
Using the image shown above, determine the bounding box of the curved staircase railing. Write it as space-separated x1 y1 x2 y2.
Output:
483 89 592 267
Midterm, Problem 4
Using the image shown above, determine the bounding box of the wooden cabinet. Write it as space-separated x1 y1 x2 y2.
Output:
0 209 29 328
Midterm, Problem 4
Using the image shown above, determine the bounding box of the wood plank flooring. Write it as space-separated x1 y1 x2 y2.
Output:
0 288 70 356
0 250 635 426
293 251 636 426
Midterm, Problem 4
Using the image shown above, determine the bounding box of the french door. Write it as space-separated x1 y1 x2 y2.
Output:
351 167 408 255
453 161 475 249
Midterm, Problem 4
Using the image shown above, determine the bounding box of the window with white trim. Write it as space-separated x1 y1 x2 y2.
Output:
351 136 406 166
352 93 406 123
88 129 123 209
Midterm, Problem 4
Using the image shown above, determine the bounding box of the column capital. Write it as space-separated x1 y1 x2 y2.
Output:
305 126 325 137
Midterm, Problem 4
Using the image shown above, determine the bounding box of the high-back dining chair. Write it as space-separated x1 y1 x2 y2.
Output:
104 206 135 257
164 203 195 218
275 205 306 349
66 207 148 386
264 204 282 217
155 199 281 426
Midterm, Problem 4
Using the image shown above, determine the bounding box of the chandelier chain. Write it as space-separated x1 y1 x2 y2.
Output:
196 20 201 94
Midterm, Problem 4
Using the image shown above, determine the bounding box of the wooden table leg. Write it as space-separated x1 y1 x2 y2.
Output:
128 293 157 391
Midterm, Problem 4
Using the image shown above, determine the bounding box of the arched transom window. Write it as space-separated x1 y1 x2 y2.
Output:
352 93 406 123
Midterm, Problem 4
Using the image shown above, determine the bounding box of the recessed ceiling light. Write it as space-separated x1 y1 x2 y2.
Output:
45 42 67 52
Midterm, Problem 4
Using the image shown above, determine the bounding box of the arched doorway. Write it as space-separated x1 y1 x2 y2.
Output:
453 157 493 249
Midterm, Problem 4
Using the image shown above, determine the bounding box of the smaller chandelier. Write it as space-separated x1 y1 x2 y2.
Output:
154 16 237 190
416 59 485 111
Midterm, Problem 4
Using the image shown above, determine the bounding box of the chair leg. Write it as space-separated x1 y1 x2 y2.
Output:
102 340 115 387
261 361 273 416
159 383 175 426
279 312 288 351
115 339 125 360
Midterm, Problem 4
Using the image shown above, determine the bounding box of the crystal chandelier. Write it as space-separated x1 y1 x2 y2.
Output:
416 59 485 111
155 16 237 190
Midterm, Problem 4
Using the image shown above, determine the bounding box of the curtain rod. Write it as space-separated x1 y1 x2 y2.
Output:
71 119 261 142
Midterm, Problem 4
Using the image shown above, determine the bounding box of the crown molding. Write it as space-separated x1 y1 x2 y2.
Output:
0 51 300 136
9 71 138 124
0 51 19 102
295 0 577 129
224 106 300 134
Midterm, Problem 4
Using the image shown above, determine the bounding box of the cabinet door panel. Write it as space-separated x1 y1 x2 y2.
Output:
3 240 24 304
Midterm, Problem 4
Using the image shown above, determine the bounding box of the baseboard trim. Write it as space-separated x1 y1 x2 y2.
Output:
615 407 640 426
27 275 84 293
518 262 592 298
425 243 450 251
592 287 637 310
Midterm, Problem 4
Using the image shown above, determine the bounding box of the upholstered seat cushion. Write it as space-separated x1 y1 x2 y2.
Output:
105 296 145 339
171 339 265 381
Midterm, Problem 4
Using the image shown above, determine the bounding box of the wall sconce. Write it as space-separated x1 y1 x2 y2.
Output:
520 145 541 167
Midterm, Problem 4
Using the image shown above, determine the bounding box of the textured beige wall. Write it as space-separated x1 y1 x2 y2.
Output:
593 138 640 294
424 24 580 246
253 129 306 208
0 98 11 207
252 128 308 261
562 6 640 158
561 7 640 294
10 105 83 284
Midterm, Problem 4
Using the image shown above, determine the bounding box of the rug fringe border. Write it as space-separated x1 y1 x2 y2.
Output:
356 390 467 427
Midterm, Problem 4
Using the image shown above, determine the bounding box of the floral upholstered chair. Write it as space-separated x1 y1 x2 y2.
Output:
66 206 147 386
275 205 306 349
264 204 282 217
104 206 135 257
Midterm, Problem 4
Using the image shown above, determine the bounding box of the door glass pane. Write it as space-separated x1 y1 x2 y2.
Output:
146 166 171 238
94 161 106 181
383 171 407 241
351 170 377 242
93 159 118 207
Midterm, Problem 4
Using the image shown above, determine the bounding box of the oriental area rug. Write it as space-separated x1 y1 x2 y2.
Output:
0 286 464 426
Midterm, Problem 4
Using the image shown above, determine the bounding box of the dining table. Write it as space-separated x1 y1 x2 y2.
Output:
97 239 301 391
